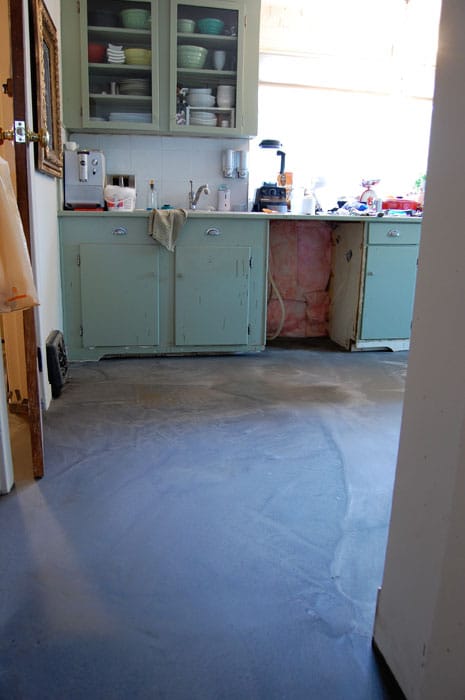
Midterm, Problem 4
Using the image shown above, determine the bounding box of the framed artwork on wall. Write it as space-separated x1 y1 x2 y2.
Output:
31 0 63 178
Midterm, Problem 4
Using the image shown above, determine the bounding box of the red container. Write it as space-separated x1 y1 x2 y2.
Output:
382 198 420 210
88 43 106 63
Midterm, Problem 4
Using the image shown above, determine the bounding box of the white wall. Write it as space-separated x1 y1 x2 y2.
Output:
26 0 63 408
373 2 465 697
68 133 250 212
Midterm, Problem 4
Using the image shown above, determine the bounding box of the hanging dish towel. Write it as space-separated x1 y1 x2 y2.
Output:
148 208 188 251
0 157 39 312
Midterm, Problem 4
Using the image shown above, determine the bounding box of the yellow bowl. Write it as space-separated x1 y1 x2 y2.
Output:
125 48 152 65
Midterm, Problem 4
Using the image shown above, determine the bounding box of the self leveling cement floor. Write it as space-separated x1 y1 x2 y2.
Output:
1 340 406 699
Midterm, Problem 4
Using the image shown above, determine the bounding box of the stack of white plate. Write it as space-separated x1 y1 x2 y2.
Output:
190 110 217 126
119 78 150 96
109 112 151 123
188 87 212 95
107 43 125 63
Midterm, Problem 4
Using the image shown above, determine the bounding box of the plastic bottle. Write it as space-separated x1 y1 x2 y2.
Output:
217 185 231 211
302 191 316 215
146 179 158 210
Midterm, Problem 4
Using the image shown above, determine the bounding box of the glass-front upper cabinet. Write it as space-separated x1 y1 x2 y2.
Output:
80 0 159 130
169 0 259 136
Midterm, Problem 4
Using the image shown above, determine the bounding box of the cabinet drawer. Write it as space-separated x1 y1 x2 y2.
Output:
178 218 268 246
367 222 421 245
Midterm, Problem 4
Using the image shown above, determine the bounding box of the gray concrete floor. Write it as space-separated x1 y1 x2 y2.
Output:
1 340 406 699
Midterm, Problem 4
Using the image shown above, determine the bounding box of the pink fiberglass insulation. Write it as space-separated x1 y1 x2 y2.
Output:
267 220 332 338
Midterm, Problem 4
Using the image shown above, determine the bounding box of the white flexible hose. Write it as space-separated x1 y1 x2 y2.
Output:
267 266 286 341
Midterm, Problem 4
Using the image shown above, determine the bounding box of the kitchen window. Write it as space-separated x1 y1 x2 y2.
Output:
250 0 441 204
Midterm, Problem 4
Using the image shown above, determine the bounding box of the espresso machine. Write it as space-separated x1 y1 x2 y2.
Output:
64 149 106 209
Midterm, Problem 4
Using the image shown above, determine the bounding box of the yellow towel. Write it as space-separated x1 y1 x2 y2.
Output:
148 208 188 251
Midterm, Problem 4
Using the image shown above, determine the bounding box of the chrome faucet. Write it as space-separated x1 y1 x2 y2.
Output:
189 180 209 209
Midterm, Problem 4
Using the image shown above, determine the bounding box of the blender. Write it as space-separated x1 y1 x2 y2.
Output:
252 139 288 212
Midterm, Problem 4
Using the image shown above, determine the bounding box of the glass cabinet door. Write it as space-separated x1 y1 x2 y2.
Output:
170 0 243 134
83 0 159 130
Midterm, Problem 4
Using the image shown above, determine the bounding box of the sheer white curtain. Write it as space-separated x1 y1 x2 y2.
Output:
250 0 441 206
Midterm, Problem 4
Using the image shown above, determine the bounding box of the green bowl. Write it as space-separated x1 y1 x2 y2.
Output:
177 45 208 69
196 18 224 35
120 9 150 30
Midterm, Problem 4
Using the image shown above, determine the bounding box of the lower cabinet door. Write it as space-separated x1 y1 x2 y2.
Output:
360 244 418 340
80 243 160 347
175 245 251 346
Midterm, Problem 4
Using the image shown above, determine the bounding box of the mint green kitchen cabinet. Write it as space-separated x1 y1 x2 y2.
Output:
59 214 168 360
61 0 162 131
59 213 268 360
174 218 268 348
60 0 260 136
170 0 260 136
79 243 160 347
329 220 421 351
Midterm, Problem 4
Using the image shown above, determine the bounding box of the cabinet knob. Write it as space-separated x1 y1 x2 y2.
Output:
205 227 221 236
387 229 400 238
112 227 128 236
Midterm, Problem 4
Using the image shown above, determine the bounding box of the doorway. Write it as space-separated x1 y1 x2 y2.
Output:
0 0 44 490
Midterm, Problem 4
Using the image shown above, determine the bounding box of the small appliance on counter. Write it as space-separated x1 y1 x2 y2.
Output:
64 148 106 210
252 184 287 213
252 138 288 212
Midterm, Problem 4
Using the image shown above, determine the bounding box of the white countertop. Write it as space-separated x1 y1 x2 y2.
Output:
58 209 422 223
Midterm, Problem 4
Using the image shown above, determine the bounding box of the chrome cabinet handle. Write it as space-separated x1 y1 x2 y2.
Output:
112 227 128 236
205 227 221 236
387 229 400 238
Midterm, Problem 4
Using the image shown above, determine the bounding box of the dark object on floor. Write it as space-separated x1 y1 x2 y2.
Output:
46 330 69 398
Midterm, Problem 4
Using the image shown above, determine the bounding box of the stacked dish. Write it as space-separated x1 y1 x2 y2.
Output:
216 84 235 107
109 112 151 123
186 93 215 107
125 48 152 65
107 43 125 63
187 87 212 95
177 18 195 33
119 78 150 96
177 45 208 69
120 8 150 29
190 110 217 126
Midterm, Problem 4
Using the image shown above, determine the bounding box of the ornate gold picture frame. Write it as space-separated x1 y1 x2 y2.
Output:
32 0 63 178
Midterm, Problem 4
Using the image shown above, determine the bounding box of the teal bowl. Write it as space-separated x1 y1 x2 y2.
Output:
196 18 224 35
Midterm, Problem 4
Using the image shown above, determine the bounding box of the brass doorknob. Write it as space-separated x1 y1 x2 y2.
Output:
0 121 49 149
0 127 15 145
26 127 50 149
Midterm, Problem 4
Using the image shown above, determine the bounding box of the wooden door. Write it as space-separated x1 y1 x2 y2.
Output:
0 0 44 486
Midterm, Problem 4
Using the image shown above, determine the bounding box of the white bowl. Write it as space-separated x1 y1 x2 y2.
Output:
186 94 216 107
188 87 213 95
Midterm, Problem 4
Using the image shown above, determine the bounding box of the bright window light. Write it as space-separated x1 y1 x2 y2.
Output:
250 0 441 206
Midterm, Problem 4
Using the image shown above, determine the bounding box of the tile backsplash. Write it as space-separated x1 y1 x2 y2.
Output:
69 133 250 211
